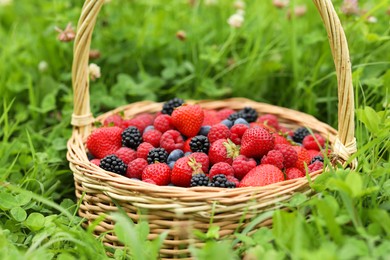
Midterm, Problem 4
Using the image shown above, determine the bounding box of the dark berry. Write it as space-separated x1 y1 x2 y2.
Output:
167 149 185 163
190 173 210 187
189 135 210 153
228 107 258 123
143 125 155 133
293 127 310 143
310 155 324 164
221 119 233 128
161 98 184 115
199 125 211 136
208 174 236 188
99 154 127 175
147 147 169 164
87 152 95 161
122 127 143 149
234 118 249 126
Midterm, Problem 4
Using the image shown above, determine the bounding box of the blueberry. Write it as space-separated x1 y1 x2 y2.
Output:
221 119 233 129
167 149 185 163
199 125 211 136
185 152 192 157
234 118 250 126
168 161 176 169
143 125 155 133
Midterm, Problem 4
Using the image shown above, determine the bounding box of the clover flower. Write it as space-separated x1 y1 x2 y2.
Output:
89 63 101 81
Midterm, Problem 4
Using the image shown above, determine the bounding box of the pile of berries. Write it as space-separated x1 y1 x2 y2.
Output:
86 98 330 188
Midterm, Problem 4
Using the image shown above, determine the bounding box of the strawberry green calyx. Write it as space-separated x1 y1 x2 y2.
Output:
223 139 240 159
188 157 203 174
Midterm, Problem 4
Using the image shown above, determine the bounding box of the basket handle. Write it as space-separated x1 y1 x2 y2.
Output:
71 0 357 164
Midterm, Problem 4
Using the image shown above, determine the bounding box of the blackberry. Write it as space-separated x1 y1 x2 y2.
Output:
147 148 169 164
99 154 127 175
228 107 258 123
310 155 324 164
161 98 184 115
189 135 210 153
292 127 310 143
122 127 143 149
190 173 210 187
208 174 236 188
87 152 95 161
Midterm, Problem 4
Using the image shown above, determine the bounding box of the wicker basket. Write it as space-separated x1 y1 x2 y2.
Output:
67 0 357 258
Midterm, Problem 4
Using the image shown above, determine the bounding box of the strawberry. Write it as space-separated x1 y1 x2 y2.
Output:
114 147 137 164
86 126 123 159
182 138 192 153
153 114 174 133
208 123 231 143
171 104 204 137
142 163 171 186
142 129 162 147
260 150 284 169
257 114 279 130
126 158 148 179
239 164 285 187
209 162 235 179
285 167 305 180
307 149 322 161
136 142 154 160
274 144 298 168
308 161 324 173
216 108 235 120
302 133 325 151
273 133 291 146
160 130 184 153
240 127 274 159
189 152 210 173
230 123 249 145
208 139 240 165
232 155 257 180
292 146 311 173
103 114 123 127
143 179 157 185
171 156 203 187
202 110 220 126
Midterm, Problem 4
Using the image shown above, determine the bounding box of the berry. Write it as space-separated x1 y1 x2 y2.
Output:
302 133 326 151
273 133 291 146
274 144 298 168
308 161 324 173
142 163 171 186
199 125 211 136
160 130 184 153
171 104 204 137
90 158 101 166
122 127 143 149
234 118 249 126
307 149 322 161
226 175 240 187
86 126 122 159
143 125 155 133
167 149 185 163
171 157 203 187
208 124 231 143
103 114 123 127
202 110 220 126
147 147 169 164
257 114 279 130
228 107 258 123
209 162 235 179
208 139 240 165
240 127 274 159
126 158 148 179
190 173 210 187
285 167 305 180
232 155 257 180
261 150 284 169
221 119 234 128
122 118 147 133
136 142 154 160
189 152 210 173
135 113 154 126
292 146 311 173
114 147 137 164
182 138 192 153
99 154 127 175
310 155 324 164
292 127 310 143
189 135 210 153
208 174 236 188
230 123 249 145
87 152 95 161
143 179 157 185
153 114 174 133
216 108 235 120
239 164 284 187
161 98 184 115
142 129 162 147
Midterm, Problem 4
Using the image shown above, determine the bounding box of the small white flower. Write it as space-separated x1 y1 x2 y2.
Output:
366 16 378 23
89 63 101 81
0 0 12 6
227 13 244 28
236 9 245 16
204 0 218 5
233 0 245 10
38 61 48 72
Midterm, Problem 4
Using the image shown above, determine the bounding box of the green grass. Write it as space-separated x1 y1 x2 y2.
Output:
0 0 389 259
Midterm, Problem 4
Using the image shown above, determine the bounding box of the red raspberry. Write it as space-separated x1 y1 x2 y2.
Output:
208 124 231 143
122 118 147 133
292 146 311 173
230 124 249 145
90 159 101 166
274 144 298 168
103 114 123 127
273 133 290 146
261 150 284 169
232 155 257 180
202 110 220 126
302 134 326 151
257 114 279 130
226 175 240 186
285 167 305 180
153 114 174 133
307 149 322 161
216 108 235 120
136 142 154 160
126 158 148 179
114 147 137 164
142 129 162 147
209 162 235 179
160 130 184 153
308 161 324 173
189 152 209 173
142 163 171 186
135 113 154 126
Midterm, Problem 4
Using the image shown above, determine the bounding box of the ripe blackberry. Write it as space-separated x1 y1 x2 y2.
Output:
147 147 169 164
190 173 210 187
161 98 184 115
310 155 324 164
122 127 143 149
190 135 210 153
208 174 236 188
99 154 127 175
228 107 258 123
292 127 310 143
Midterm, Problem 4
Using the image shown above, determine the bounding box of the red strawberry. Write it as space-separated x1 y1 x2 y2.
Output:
202 110 220 126
209 162 235 179
261 150 284 169
208 139 240 165
239 164 285 187
143 179 156 185
126 158 148 179
86 126 122 159
208 123 231 143
103 114 123 127
257 114 279 130
232 155 257 180
273 133 291 146
308 161 324 173
171 104 204 137
171 156 203 187
114 147 137 164
285 167 305 180
292 146 311 173
216 108 235 120
182 138 192 153
230 124 249 145
136 142 154 160
90 158 101 166
142 129 162 147
142 163 171 186
302 134 325 151
240 127 274 159
153 114 174 133
274 144 298 168
160 130 184 153
189 152 209 173
122 118 147 133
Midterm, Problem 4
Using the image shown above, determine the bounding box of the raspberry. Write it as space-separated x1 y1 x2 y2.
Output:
189 135 210 153
225 175 240 187
136 142 154 160
307 149 322 161
228 107 258 123
126 158 148 179
308 161 324 173
260 150 284 169
230 123 249 145
310 155 324 164
153 114 174 133
232 155 257 180
285 167 305 180
135 113 154 126
99 154 127 175
208 174 236 188
257 114 279 130
292 127 310 143
122 118 147 133
274 144 298 168
122 127 143 149
216 108 235 120
161 98 184 115
209 162 235 179
202 110 220 126
302 133 325 151
90 158 101 166
142 129 162 147
293 146 311 173
160 130 184 153
103 114 123 127
190 173 210 187
114 147 137 164
147 147 169 164
208 124 231 143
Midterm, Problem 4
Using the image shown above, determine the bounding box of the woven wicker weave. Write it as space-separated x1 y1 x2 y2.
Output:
67 0 357 258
